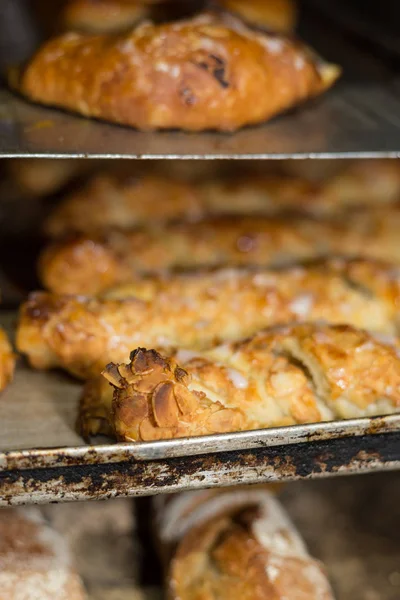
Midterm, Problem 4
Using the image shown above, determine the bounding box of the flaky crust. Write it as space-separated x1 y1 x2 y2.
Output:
40 207 400 295
18 12 339 132
168 491 333 600
0 327 15 393
104 323 400 442
44 160 400 237
220 0 297 32
62 0 150 33
18 258 400 380
0 508 87 599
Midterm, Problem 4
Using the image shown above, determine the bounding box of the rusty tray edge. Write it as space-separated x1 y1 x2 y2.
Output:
1 413 400 472
1 431 399 505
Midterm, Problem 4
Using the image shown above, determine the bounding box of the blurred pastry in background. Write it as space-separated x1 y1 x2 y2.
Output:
6 159 96 197
155 488 334 599
0 507 87 599
0 326 15 392
43 160 400 237
17 12 339 132
61 0 152 33
219 0 297 32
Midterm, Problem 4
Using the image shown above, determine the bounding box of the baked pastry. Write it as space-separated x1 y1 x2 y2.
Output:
44 160 400 238
219 0 297 32
6 159 88 197
44 173 202 237
0 327 15 393
40 205 400 295
0 507 87 599
104 322 400 442
17 12 339 132
18 258 400 380
61 0 151 34
38 216 342 295
79 375 115 437
158 489 334 600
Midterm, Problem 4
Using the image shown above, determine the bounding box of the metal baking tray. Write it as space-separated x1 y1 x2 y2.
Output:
1 308 399 506
1 3 400 158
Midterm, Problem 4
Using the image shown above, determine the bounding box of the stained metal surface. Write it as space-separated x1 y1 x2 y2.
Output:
1 5 400 158
1 431 400 505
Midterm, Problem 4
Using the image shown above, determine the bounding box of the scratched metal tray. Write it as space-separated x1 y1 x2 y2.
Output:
1 2 400 158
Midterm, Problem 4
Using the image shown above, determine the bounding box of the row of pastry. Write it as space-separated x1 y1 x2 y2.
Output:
0 486 335 599
2 158 399 443
12 0 339 131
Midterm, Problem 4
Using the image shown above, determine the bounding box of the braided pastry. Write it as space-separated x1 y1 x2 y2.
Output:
44 160 400 238
162 489 334 600
0 327 15 393
40 207 400 295
219 0 297 32
18 258 400 380
103 323 400 442
17 12 339 132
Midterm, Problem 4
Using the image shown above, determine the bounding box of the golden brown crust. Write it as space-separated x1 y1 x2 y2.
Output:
18 12 339 132
45 173 202 237
38 216 342 295
40 206 400 296
6 159 89 197
79 376 115 438
44 160 400 238
62 0 150 34
18 258 400 382
104 323 400 442
0 508 87 599
220 0 297 32
168 492 333 600
0 327 15 393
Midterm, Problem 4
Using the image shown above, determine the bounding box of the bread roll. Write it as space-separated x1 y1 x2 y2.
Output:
154 488 334 600
0 507 87 599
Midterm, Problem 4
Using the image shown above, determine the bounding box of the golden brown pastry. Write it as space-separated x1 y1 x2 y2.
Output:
44 173 202 237
79 375 115 437
40 204 400 296
219 0 297 32
17 12 339 132
44 160 400 238
0 507 87 599
159 489 334 600
0 327 15 393
104 322 400 442
6 159 89 197
19 258 400 380
38 216 342 295
62 0 151 34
